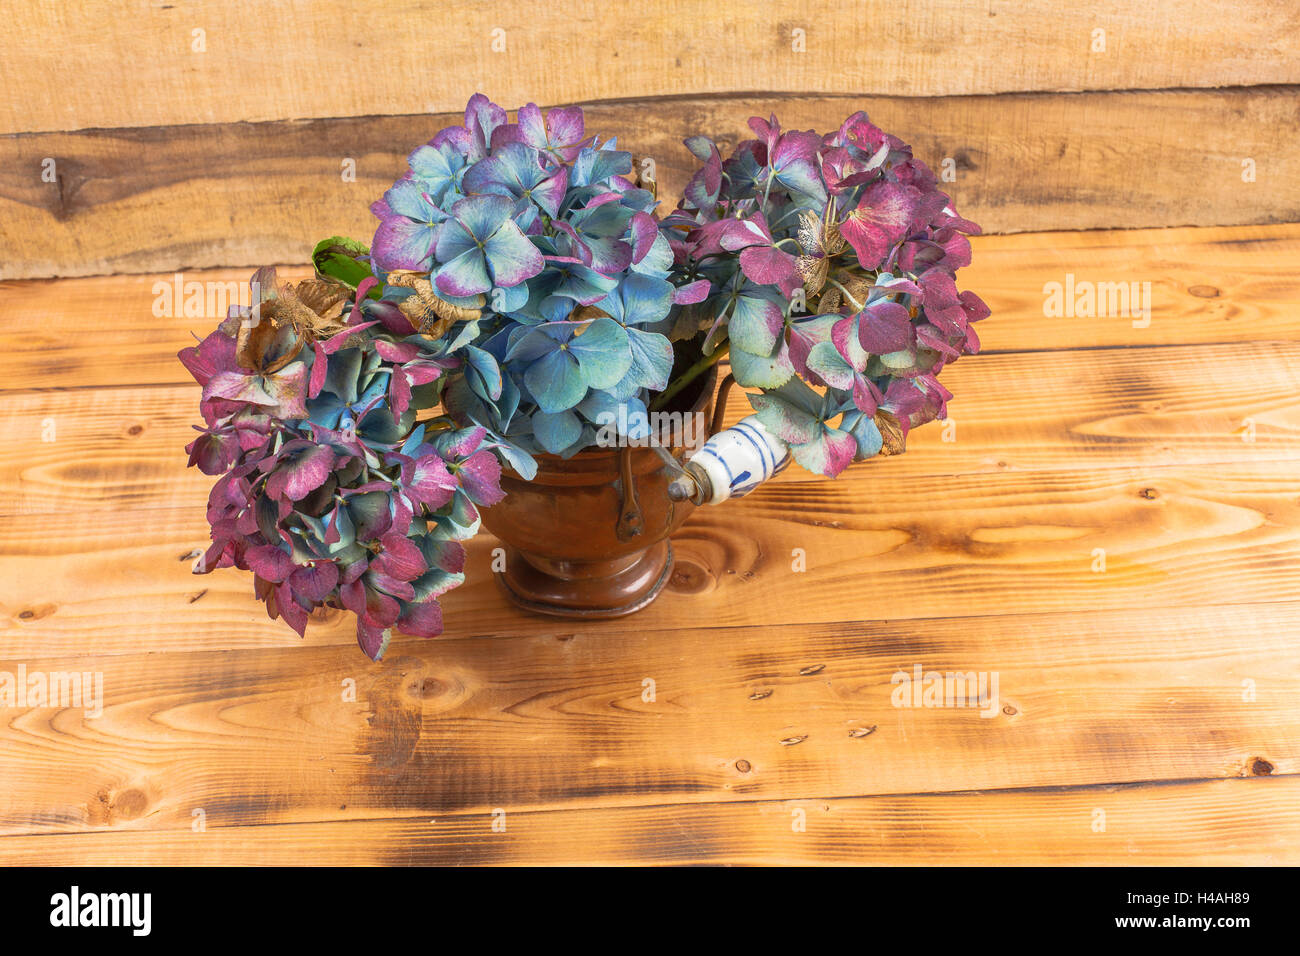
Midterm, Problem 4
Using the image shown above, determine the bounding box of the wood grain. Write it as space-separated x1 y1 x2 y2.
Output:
0 600 1294 837
1 338 1295 520
3 88 1298 278
0 222 1295 865
4 224 1298 391
2 458 1298 657
0 777 1293 865
4 1 1297 136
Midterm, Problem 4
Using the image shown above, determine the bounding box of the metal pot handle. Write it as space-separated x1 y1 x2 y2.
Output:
710 372 737 437
616 371 793 536
615 443 645 542
617 372 738 539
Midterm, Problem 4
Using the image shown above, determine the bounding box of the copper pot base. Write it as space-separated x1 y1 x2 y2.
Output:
493 541 674 619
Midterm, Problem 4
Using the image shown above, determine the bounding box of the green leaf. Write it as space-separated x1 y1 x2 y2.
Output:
312 236 377 294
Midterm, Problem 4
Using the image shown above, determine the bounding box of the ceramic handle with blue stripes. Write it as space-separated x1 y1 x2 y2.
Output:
670 416 792 505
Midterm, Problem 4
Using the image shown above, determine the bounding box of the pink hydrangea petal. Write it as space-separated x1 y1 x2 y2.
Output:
246 544 294 584
356 620 391 661
367 572 416 603
289 562 339 603
273 583 310 637
456 449 504 506
857 302 913 355
841 181 920 268
397 597 444 639
738 244 798 285
265 444 335 502
672 279 710 305
374 533 427 582
405 454 458 508
424 538 467 574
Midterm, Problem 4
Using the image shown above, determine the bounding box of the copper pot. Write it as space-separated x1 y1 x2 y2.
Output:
480 367 720 618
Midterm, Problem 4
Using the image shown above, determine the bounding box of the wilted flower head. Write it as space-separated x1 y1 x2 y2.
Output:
665 109 988 476
180 262 503 661
370 94 703 459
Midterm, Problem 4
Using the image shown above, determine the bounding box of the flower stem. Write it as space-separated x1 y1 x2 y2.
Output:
650 342 730 412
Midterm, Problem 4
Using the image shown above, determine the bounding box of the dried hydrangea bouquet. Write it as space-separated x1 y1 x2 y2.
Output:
180 94 988 659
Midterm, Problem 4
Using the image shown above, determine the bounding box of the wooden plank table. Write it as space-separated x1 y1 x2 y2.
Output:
1 223 1297 865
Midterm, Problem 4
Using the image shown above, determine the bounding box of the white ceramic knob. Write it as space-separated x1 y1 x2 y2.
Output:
686 415 791 504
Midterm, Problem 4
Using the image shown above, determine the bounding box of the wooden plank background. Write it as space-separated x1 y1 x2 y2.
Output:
0 0 1297 866
3 1 1297 135
0 1 1297 278
3 89 1297 278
